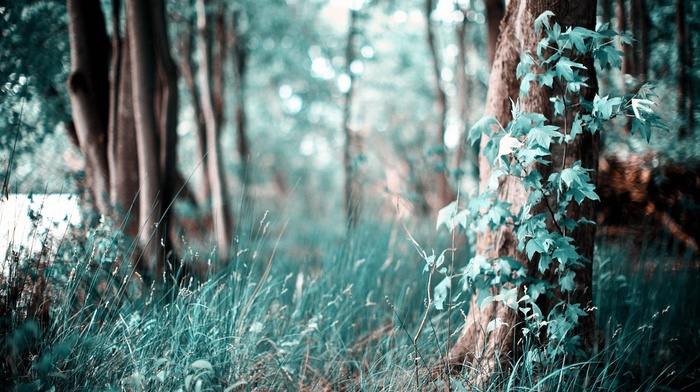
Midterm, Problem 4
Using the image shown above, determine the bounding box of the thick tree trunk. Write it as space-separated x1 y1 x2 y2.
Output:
197 0 233 259
343 8 361 228
125 0 165 275
449 0 599 381
426 0 453 209
65 0 111 217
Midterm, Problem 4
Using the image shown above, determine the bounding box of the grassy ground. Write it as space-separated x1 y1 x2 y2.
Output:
1 208 699 391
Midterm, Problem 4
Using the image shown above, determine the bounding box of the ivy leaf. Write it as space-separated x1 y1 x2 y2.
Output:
526 237 546 260
520 72 538 97
535 11 555 35
539 70 555 88
433 277 451 310
560 270 576 292
436 201 457 231
594 45 624 69
528 125 562 149
528 282 547 302
498 133 523 157
555 57 585 82
568 114 583 141
486 318 508 333
468 116 498 146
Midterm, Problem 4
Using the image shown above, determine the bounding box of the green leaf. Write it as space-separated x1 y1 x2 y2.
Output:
468 116 499 146
486 318 508 333
433 277 451 310
560 270 576 292
555 57 585 82
528 125 562 149
436 201 457 231
535 11 555 35
520 72 538 97
190 360 213 371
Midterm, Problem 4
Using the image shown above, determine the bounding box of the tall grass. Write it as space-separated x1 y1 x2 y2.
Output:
1 207 698 391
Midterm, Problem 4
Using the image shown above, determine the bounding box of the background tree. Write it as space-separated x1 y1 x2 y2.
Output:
66 0 179 280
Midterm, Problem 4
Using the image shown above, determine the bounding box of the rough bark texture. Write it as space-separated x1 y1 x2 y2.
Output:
197 0 233 259
449 0 599 381
66 0 111 216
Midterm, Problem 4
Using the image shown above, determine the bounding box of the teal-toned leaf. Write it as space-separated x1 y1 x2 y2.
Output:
560 270 576 292
534 11 555 35
486 318 507 333
436 201 457 231
433 277 451 310
528 125 562 149
520 72 537 97
190 360 213 371
468 116 499 145
555 57 585 82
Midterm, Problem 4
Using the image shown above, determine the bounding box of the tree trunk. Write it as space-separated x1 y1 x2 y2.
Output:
454 3 479 189
65 0 111 217
449 0 599 381
677 0 693 137
230 10 251 209
108 21 140 236
151 0 179 264
426 0 453 209
485 0 505 67
197 0 233 259
343 8 361 228
179 11 211 207
125 0 166 276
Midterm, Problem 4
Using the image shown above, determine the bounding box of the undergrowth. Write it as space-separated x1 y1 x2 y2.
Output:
0 205 698 390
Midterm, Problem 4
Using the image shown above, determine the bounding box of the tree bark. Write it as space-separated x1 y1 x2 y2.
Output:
125 0 165 275
151 0 179 264
449 0 599 381
426 0 453 209
485 0 505 67
108 21 140 236
197 0 233 259
65 0 111 217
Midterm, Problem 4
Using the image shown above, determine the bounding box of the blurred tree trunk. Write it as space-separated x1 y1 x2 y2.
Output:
449 0 599 382
108 10 140 236
454 3 476 184
197 0 233 259
65 0 111 217
343 8 361 228
179 10 211 207
426 0 452 209
485 0 504 67
631 0 649 79
67 0 179 282
677 0 694 137
230 10 251 210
